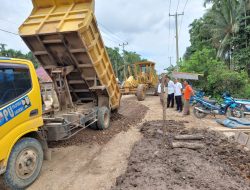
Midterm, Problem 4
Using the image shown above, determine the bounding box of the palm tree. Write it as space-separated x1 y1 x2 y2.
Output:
238 0 250 27
207 0 240 68
204 0 223 7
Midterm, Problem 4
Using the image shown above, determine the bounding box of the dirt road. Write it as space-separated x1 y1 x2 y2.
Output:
1 95 250 190
0 96 147 190
112 120 250 190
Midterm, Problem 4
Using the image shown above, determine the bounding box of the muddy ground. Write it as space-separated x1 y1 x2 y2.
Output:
1 95 250 190
0 97 148 190
49 98 148 147
112 120 250 190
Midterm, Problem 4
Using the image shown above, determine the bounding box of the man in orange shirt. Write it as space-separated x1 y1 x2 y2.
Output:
183 80 194 115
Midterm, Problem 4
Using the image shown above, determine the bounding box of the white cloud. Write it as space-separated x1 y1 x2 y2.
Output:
0 0 208 73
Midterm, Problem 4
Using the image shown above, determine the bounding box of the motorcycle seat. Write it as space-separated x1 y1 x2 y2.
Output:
204 99 216 105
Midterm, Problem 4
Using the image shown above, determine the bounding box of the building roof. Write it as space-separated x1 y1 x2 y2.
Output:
36 67 52 83
134 61 155 66
172 72 203 81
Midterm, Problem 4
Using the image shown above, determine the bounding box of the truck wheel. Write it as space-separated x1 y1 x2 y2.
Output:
88 108 98 130
136 84 146 101
97 107 111 130
4 138 43 190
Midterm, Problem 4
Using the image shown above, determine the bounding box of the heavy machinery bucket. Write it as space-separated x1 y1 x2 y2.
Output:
19 0 121 110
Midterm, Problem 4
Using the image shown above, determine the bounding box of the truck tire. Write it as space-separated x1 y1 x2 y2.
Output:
4 138 43 190
136 84 146 101
88 108 98 130
97 107 111 130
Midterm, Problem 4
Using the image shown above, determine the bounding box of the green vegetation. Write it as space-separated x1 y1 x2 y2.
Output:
0 44 146 81
0 44 39 68
106 47 146 80
180 0 250 98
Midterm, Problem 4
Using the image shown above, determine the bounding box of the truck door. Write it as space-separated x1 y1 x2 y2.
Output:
0 62 40 140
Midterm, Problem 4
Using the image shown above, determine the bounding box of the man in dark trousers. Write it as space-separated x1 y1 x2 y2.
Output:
166 76 175 108
174 78 183 112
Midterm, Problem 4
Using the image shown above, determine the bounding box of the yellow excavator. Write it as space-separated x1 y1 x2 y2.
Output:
0 0 121 189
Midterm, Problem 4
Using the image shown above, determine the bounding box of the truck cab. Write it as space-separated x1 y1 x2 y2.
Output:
0 57 45 189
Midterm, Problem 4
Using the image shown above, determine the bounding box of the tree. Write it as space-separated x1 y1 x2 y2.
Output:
106 47 146 81
230 1 250 76
207 0 240 67
0 45 39 68
182 0 250 98
184 15 214 60
106 47 124 80
207 69 248 97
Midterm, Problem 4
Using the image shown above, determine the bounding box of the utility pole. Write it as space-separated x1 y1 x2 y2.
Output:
169 12 184 69
119 42 128 81
119 42 128 52
169 56 173 66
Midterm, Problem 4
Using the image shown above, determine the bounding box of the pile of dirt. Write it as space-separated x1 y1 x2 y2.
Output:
112 120 250 190
49 99 148 148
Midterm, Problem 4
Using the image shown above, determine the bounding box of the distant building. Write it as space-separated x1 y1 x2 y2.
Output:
172 72 203 81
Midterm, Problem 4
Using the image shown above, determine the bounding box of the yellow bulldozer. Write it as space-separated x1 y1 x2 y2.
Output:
121 61 158 101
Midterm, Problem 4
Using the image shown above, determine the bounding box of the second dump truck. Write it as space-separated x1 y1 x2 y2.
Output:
0 0 121 189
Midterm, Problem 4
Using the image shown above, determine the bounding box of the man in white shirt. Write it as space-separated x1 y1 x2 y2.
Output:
174 78 183 112
166 76 175 108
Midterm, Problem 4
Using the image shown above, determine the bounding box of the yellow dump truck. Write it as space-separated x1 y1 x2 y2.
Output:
0 0 121 189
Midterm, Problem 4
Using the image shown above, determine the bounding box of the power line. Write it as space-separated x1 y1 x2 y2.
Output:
101 30 122 44
168 0 172 58
179 0 190 38
0 28 18 36
98 22 126 44
102 34 121 45
176 0 180 12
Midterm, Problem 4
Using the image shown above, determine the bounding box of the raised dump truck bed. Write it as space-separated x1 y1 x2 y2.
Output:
19 0 121 110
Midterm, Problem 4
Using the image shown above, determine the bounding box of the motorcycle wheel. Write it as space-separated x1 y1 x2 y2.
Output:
193 107 207 119
228 107 244 118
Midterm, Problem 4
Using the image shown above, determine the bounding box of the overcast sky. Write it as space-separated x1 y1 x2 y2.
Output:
0 0 208 73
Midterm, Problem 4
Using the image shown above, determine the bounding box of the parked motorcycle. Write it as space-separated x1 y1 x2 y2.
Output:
193 94 243 119
235 99 250 116
190 90 205 104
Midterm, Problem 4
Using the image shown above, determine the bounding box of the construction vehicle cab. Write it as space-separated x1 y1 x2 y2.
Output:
121 61 158 101
135 61 158 86
0 58 45 189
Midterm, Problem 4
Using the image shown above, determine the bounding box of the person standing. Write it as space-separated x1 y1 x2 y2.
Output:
166 76 175 108
183 80 194 115
174 79 183 112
